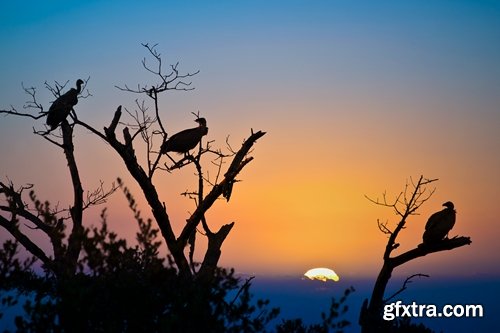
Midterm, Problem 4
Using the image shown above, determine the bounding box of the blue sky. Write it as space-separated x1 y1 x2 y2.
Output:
2 1 500 331
0 1 500 274
2 0 500 275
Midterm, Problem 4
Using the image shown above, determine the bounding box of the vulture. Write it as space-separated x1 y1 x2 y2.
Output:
46 79 84 130
422 201 456 244
160 118 208 154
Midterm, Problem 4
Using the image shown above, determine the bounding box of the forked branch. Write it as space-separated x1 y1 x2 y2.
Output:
360 176 472 333
384 274 429 303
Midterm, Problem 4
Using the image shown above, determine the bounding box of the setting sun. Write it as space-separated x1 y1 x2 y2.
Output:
1 1 499 331
304 268 340 282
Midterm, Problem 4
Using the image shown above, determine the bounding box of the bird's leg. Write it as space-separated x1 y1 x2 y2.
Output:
165 153 177 165
69 108 78 121
185 152 196 163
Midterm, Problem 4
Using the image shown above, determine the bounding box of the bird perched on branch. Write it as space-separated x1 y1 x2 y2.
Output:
161 118 208 155
422 201 456 244
46 79 84 130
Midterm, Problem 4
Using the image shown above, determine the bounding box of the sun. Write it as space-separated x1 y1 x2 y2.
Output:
304 267 340 282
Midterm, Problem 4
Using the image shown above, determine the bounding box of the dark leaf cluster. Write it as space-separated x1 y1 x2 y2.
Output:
0 211 353 333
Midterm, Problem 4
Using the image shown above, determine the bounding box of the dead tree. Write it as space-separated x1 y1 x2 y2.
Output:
0 80 116 280
358 176 471 333
0 43 265 285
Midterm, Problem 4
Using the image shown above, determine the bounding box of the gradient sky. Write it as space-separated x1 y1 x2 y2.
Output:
1 0 500 281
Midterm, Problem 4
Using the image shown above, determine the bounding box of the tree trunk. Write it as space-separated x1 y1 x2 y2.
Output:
360 237 471 333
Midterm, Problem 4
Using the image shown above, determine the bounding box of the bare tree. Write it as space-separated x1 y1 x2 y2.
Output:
1 79 114 280
0 43 265 285
358 176 471 333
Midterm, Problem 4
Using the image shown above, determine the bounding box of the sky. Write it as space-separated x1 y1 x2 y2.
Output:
1 0 500 284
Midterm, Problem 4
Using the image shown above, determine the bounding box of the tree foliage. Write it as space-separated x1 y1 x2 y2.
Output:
1 205 279 332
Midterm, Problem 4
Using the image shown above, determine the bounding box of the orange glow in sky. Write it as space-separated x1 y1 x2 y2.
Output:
1 1 500 279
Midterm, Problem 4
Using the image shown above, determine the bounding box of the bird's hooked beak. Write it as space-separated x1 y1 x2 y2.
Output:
442 201 454 209
76 79 84 92
195 118 207 127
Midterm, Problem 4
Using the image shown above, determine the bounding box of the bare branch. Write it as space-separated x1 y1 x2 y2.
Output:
229 276 255 307
366 176 439 261
104 107 190 277
0 83 46 120
178 130 266 249
384 274 429 303
82 181 119 211
0 182 54 269
361 175 471 333
115 43 199 95
377 219 392 235
392 236 471 267
0 213 53 271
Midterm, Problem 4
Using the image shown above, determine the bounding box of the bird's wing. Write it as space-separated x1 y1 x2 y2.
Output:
48 96 65 112
167 128 192 142
442 211 456 233
425 211 442 230
162 127 200 152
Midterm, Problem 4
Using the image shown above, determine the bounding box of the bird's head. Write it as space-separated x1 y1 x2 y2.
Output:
195 117 207 127
442 201 454 209
76 79 84 92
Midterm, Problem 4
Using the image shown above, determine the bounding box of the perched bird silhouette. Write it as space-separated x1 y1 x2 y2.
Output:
422 201 456 244
46 79 84 130
160 118 208 154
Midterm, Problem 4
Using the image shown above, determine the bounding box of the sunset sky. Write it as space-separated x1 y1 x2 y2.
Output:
1 0 499 282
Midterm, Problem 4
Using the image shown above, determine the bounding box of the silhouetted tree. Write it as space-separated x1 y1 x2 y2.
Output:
358 176 471 333
1 43 265 276
275 287 354 333
0 201 282 332
0 44 353 333
0 43 267 331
